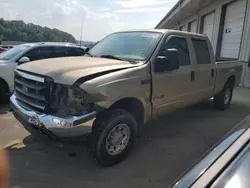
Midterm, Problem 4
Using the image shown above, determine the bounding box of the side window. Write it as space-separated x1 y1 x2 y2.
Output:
52 46 68 58
67 47 85 56
192 39 211 64
24 47 53 61
159 37 190 66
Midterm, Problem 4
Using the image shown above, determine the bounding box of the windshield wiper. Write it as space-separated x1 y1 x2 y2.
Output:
100 55 125 61
100 54 139 64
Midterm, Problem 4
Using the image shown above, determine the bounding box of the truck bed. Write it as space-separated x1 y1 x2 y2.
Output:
214 60 243 95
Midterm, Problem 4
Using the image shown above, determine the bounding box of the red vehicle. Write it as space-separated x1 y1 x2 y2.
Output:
0 47 7 53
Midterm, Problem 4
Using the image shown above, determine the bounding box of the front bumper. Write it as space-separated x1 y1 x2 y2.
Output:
10 94 96 138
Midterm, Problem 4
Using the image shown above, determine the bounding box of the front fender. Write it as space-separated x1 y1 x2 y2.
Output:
79 64 152 121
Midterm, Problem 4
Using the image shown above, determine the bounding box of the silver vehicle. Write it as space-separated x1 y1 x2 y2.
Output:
0 42 86 103
10 30 243 166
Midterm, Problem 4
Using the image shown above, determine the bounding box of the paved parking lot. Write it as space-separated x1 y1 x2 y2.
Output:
0 88 250 188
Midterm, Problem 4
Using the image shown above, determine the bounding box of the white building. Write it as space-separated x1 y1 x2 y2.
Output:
156 0 250 87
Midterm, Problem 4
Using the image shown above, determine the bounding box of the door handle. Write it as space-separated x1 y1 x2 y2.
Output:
211 69 215 77
191 71 195 81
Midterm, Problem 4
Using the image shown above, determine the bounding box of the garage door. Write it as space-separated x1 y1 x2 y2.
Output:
189 20 197 33
202 12 215 42
220 0 246 58
180 24 188 31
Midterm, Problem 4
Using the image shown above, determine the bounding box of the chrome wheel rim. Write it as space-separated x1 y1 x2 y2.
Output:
106 124 130 156
224 88 231 104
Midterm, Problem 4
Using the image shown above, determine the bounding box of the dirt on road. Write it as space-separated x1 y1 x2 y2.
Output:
0 88 250 188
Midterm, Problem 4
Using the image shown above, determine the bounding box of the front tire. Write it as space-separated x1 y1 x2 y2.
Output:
0 83 8 104
91 109 137 166
213 82 234 110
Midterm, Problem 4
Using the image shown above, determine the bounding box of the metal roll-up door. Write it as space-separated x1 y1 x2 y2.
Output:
189 20 197 33
201 12 215 42
180 25 188 31
182 25 188 31
220 0 246 59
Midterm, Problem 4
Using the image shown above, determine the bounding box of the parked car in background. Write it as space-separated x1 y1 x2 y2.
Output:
172 115 250 188
0 45 14 50
0 47 7 53
10 30 243 166
0 42 87 103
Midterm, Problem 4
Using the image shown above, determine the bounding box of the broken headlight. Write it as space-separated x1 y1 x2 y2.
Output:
49 83 93 116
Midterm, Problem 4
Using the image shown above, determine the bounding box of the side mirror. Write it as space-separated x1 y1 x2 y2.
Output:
85 48 90 53
155 49 179 72
248 61 250 67
18 56 30 64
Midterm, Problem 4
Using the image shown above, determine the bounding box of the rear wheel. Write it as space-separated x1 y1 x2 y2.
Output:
91 109 137 166
213 82 234 110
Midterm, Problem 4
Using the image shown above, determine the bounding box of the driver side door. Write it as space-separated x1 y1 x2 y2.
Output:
151 35 196 116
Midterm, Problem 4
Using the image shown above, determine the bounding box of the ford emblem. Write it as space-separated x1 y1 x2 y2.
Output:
21 86 28 92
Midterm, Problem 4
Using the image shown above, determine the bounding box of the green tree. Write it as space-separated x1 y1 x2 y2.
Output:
0 35 4 44
0 18 76 43
33 33 45 42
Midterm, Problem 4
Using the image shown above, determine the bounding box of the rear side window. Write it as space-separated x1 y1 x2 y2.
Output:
67 47 85 56
53 46 68 58
192 39 211 64
52 47 85 58
159 37 190 66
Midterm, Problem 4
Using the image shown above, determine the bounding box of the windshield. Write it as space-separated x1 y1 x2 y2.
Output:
88 32 162 61
0 44 30 60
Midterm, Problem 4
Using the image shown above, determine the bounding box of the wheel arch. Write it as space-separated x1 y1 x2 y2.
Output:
0 77 10 93
226 75 236 87
109 97 145 127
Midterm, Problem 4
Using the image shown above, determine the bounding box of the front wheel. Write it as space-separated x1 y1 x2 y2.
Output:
91 109 137 166
0 83 8 104
213 82 233 110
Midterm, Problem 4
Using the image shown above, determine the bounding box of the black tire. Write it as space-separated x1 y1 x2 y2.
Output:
0 83 8 104
213 82 234 110
91 109 137 166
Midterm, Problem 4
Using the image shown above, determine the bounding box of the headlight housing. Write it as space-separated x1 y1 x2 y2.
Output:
49 83 93 116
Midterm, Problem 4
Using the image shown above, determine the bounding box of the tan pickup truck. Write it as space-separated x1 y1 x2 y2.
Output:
10 29 242 166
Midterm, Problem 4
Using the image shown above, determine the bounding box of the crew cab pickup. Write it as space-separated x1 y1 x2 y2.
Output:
10 29 243 166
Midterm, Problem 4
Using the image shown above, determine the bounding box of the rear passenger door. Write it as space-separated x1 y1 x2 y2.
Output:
191 38 216 100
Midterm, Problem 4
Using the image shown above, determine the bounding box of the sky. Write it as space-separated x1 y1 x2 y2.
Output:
0 0 178 42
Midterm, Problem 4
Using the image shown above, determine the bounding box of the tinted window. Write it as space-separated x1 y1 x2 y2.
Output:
52 46 68 58
52 47 85 57
159 37 190 66
192 39 211 64
67 47 85 56
24 47 53 61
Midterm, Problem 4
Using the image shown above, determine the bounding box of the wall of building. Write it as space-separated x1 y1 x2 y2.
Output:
161 0 250 87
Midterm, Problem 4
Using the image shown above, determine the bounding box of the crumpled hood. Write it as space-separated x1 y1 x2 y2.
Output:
17 56 141 85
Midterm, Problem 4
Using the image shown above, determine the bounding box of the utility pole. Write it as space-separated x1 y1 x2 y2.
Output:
79 16 84 47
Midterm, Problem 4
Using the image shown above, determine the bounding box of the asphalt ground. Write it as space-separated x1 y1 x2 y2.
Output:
0 87 249 188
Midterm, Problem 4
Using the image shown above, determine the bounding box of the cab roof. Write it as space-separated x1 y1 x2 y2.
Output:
114 29 208 38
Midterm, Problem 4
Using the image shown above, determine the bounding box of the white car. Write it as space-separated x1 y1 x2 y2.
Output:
0 42 87 103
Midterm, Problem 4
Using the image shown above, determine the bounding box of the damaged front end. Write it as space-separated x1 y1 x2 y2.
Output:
49 83 96 116
10 70 100 138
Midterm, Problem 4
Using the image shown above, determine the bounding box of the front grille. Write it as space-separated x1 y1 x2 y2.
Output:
15 70 50 112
